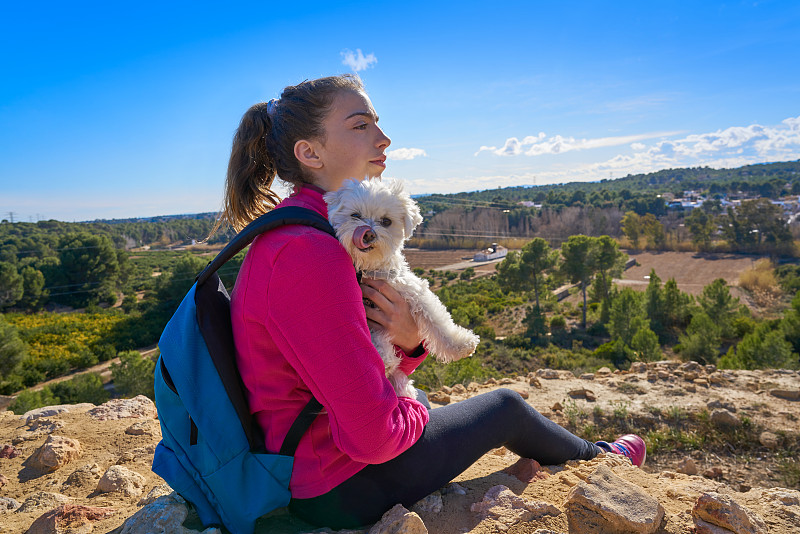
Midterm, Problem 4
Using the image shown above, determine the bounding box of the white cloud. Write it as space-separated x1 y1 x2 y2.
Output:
387 147 427 161
475 131 680 157
341 49 377 72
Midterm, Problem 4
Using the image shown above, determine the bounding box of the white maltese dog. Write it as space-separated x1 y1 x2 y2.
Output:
325 178 480 398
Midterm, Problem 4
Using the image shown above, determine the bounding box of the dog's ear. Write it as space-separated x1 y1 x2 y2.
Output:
402 192 423 239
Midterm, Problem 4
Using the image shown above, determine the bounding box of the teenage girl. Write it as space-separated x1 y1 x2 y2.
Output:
217 74 645 529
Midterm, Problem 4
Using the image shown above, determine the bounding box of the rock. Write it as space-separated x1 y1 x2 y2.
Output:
770 389 800 401
87 396 157 420
442 482 467 496
595 367 612 376
428 391 451 404
30 435 82 471
685 384 697 393
412 493 443 513
551 402 563 412
579 373 595 380
63 463 102 488
629 362 647 373
529 376 542 388
707 372 727 385
499 378 515 385
119 493 220 534
694 378 709 387
471 485 561 530
138 484 174 506
711 409 741 428
125 421 156 436
707 400 736 412
22 404 94 423
440 385 451 394
0 443 20 458
692 491 767 534
568 388 596 402
538 369 560 379
676 457 698 476
503 458 549 483
0 473 8 487
485 378 498 385
705 364 717 374
564 464 664 533
759 431 780 449
680 361 702 372
657 370 671 380
508 386 529 399
451 384 467 395
684 371 699 381
368 503 427 534
27 417 65 434
97 465 146 497
26 504 116 534
703 467 724 479
0 496 20 511
17 491 72 513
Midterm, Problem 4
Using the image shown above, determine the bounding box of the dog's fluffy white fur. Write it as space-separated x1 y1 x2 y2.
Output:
325 178 480 398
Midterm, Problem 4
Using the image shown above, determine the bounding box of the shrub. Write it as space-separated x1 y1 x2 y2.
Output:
50 372 110 405
111 350 156 399
10 387 59 415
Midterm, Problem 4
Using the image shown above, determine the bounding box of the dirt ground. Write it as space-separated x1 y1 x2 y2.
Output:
618 250 763 296
2 368 799 534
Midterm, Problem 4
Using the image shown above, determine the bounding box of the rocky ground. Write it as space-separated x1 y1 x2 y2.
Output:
1 362 799 533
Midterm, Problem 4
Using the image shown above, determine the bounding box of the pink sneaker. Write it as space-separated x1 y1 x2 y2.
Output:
596 434 646 467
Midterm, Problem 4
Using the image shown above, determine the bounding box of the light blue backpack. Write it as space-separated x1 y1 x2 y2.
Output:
152 206 335 534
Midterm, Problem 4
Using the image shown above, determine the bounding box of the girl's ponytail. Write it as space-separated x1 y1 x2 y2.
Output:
213 102 281 234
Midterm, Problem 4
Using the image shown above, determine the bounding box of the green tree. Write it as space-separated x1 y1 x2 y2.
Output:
0 315 28 380
111 350 156 399
10 387 59 415
19 266 47 310
720 323 796 370
560 235 597 328
591 236 626 303
0 262 23 308
663 278 693 329
644 270 666 336
698 279 740 339
640 213 666 249
686 209 716 250
608 289 644 346
631 325 662 362
50 373 110 405
621 212 642 249
45 232 120 308
520 237 559 310
678 312 721 364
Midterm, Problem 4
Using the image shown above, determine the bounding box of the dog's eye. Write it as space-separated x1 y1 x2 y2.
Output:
351 213 361 219
380 218 392 227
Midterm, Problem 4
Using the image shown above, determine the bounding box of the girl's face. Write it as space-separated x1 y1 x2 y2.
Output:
306 90 391 192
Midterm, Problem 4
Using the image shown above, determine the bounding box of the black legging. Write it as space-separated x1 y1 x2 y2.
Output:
289 388 602 529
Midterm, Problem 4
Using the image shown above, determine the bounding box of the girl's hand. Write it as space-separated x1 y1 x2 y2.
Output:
360 278 422 353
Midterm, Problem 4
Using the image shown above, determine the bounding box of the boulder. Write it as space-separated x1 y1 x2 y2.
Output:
564 464 664 533
769 389 800 401
63 463 102 489
692 491 767 534
26 504 116 534
568 388 596 402
97 465 146 497
537 369 560 379
125 421 157 436
368 503 427 534
471 485 561 530
428 391 451 404
138 484 174 506
711 409 740 428
0 443 20 458
0 496 20 511
87 396 157 421
629 362 647 373
30 435 82 471
22 404 94 424
119 493 221 534
758 431 780 449
676 457 698 476
17 491 72 514
412 493 443 514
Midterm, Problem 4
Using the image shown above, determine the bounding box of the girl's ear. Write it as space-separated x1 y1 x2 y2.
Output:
294 139 323 170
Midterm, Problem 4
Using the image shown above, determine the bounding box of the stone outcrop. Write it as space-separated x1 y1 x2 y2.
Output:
564 464 665 533
28 434 82 471
367 504 427 534
26 504 116 534
470 485 561 530
692 491 768 533
86 396 157 420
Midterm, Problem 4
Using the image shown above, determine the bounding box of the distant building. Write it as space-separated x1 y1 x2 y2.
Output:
474 243 508 261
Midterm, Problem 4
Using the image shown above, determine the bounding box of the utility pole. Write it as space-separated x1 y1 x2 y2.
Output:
7 212 15 223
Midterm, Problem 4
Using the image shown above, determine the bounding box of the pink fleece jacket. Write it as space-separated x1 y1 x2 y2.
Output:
230 185 430 499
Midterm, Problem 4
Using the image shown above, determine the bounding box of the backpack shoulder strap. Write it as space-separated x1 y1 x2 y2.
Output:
197 206 336 285
193 205 335 454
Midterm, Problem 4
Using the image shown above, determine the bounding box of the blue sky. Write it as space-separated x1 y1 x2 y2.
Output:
2 1 799 222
